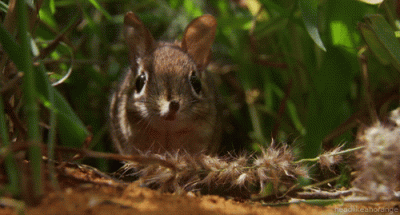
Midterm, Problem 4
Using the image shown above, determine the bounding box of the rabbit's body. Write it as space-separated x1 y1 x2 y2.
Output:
110 12 221 155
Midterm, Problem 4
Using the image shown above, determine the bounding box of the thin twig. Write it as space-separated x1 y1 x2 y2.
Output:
3 100 27 138
0 72 23 95
359 53 379 124
294 146 364 164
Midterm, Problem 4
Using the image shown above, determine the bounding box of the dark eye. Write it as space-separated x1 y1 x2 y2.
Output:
135 73 146 93
189 71 202 95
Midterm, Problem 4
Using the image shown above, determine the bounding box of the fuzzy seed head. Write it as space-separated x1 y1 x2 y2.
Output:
353 117 400 200
118 144 308 197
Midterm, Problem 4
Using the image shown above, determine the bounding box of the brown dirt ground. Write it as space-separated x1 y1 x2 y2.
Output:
1 163 399 215
1 182 327 215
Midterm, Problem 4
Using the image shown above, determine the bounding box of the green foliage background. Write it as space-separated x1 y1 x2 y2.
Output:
1 0 400 200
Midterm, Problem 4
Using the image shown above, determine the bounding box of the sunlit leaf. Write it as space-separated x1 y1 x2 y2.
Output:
299 0 326 51
183 0 202 17
247 0 269 21
49 0 56 14
357 0 384 5
330 21 352 48
39 8 58 30
0 1 8 13
326 0 367 53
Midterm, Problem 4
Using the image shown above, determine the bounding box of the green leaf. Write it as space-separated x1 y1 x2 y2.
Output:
39 8 58 30
263 199 343 207
359 23 390 65
0 95 20 196
299 0 326 51
17 0 43 197
254 16 289 39
258 0 286 15
0 24 23 67
359 14 400 71
0 1 8 13
304 46 353 158
326 0 368 53
49 0 56 14
35 67 89 147
330 20 353 48
183 0 202 17
54 90 90 147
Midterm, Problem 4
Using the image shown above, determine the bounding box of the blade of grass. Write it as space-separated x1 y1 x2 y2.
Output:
262 198 343 206
36 63 59 189
87 0 112 20
16 0 43 200
35 68 90 150
0 24 22 66
0 95 19 196
49 0 56 14
299 0 326 51
0 1 8 13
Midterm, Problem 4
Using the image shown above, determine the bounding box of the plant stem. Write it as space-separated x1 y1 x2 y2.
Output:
0 95 19 195
41 63 59 189
16 0 43 199
294 146 365 164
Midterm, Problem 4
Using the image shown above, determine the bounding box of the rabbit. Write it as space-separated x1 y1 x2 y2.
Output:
109 12 221 155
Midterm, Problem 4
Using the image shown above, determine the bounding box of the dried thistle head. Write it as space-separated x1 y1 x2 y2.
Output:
352 109 400 200
118 144 308 198
318 145 344 171
253 145 308 191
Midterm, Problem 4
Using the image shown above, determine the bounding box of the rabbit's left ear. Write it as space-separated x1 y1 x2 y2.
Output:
124 12 156 65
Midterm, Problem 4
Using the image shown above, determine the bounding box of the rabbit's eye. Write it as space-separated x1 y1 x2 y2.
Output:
189 71 201 95
135 73 147 93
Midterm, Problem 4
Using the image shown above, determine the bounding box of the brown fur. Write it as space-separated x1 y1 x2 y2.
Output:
109 12 221 155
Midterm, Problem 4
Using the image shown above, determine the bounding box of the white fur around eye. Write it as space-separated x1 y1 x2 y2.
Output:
135 102 149 118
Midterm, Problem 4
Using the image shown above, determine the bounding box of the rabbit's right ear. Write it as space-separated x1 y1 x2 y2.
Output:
124 12 155 64
181 14 217 70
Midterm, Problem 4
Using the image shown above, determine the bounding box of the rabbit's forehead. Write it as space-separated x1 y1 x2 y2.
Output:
152 46 196 74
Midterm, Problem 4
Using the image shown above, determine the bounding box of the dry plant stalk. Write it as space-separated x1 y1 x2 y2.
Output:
119 144 309 197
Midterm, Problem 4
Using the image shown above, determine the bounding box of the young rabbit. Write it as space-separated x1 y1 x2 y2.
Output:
109 12 221 155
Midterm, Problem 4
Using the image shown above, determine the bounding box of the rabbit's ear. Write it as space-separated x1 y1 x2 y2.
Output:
124 12 156 65
181 14 217 70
